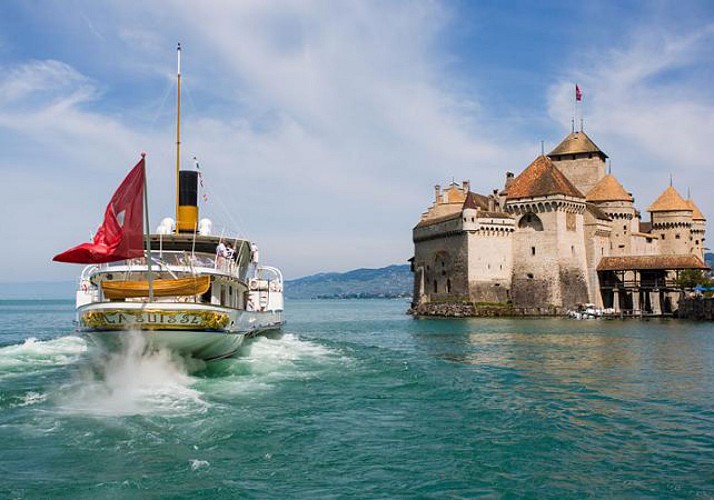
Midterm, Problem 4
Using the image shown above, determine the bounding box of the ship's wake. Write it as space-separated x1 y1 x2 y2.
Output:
58 332 208 417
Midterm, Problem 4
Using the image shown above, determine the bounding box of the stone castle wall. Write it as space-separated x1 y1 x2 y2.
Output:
550 155 606 196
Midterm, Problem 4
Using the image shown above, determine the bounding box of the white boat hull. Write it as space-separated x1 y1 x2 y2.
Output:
77 301 283 360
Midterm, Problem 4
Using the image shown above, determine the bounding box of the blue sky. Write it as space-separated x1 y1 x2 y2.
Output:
1 1 713 281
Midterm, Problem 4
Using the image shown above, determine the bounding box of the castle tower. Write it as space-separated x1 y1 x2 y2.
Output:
586 174 636 255
504 155 590 311
687 198 706 259
647 185 693 255
548 131 608 196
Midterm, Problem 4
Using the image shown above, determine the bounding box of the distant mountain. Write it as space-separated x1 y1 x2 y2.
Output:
285 264 412 299
706 252 714 270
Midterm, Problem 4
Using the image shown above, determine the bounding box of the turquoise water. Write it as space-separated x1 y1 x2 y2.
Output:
0 299 713 498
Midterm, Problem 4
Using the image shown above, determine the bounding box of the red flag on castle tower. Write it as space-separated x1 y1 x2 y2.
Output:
575 84 582 102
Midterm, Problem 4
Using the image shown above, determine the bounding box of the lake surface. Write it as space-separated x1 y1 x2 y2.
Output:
0 299 712 498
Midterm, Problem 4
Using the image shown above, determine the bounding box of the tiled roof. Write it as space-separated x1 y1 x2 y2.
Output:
506 155 585 200
586 174 633 202
548 131 608 158
463 191 489 210
597 254 709 271
585 202 611 221
647 186 692 212
414 210 462 228
687 199 706 221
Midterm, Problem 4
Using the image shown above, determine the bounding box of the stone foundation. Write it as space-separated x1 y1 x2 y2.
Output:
408 302 562 318
677 297 714 320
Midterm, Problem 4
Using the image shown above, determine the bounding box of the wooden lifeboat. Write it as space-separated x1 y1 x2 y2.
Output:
101 276 211 299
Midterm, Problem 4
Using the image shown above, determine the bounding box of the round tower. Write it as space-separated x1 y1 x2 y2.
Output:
647 185 693 255
586 174 636 255
687 198 706 259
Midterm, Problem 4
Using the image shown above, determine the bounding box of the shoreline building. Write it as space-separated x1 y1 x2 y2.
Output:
411 130 708 315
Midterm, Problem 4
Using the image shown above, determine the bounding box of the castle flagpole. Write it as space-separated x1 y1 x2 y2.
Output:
575 83 582 132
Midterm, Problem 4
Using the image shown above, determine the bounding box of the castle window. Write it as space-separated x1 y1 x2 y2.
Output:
623 225 627 231
527 273 534 280
661 234 665 240
446 279 452 293
531 246 536 256
566 212 576 231
433 280 438 293
696 240 700 245
588 153 593 159
676 234 681 240
571 245 575 256
571 155 576 160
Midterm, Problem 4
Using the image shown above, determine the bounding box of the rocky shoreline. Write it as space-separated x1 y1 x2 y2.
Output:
407 302 563 318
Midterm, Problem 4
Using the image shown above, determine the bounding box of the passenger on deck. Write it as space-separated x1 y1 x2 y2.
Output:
216 241 228 268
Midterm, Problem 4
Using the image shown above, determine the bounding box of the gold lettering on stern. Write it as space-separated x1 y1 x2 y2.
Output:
81 310 230 330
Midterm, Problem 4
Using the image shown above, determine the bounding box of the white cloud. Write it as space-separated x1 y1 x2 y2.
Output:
547 22 714 231
7 2 712 283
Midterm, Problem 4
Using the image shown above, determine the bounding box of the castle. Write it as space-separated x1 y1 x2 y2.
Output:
410 129 708 315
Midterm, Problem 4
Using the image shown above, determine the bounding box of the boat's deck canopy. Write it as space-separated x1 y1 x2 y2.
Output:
150 233 251 256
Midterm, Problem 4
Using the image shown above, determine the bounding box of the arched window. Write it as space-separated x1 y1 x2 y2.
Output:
519 213 544 231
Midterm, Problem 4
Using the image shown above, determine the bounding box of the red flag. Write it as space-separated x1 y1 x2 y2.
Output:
53 158 146 264
575 84 582 102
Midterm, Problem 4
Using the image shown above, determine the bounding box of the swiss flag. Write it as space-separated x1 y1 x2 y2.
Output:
53 157 146 264
575 84 582 102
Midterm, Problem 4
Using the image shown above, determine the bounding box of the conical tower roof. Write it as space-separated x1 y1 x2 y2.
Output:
548 131 608 158
687 199 706 221
506 155 584 200
647 186 691 212
586 174 633 202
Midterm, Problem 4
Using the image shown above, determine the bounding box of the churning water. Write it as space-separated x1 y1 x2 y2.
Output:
0 299 712 498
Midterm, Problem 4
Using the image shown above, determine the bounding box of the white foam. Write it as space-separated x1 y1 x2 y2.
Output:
189 459 210 471
18 391 48 407
205 333 341 397
57 332 207 417
0 336 87 375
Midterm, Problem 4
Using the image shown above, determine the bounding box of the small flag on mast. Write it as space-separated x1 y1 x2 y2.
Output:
575 84 582 102
194 156 208 203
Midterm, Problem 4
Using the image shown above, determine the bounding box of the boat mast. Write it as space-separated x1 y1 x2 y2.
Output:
175 42 181 233
142 153 154 301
